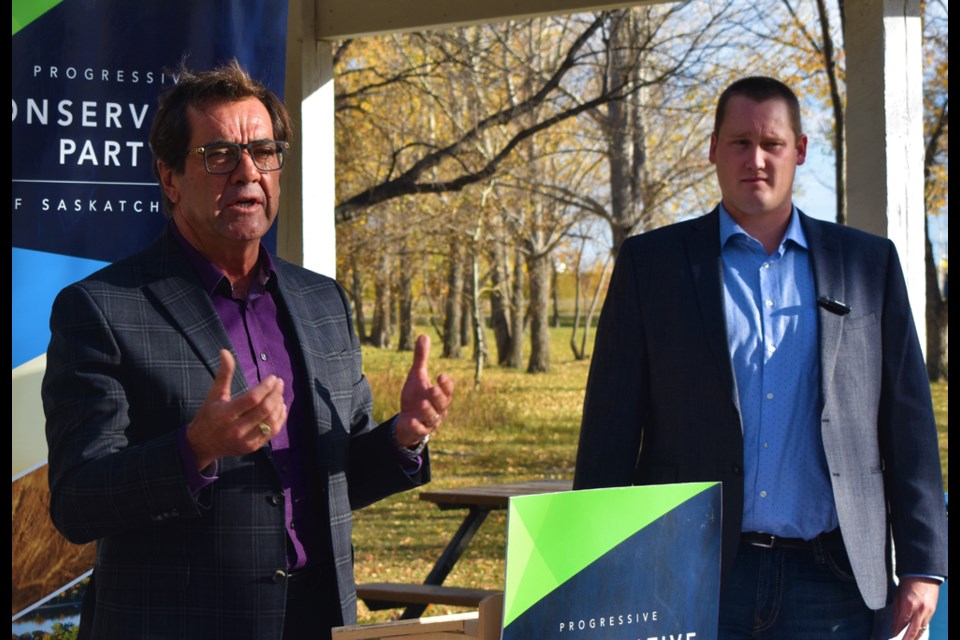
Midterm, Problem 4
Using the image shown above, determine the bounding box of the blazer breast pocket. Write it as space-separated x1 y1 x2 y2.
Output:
842 311 877 331
313 349 360 390
311 349 361 434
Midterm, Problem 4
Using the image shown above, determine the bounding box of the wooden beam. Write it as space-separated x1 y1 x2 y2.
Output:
315 0 661 40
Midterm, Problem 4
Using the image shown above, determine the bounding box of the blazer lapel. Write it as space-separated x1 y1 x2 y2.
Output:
799 212 845 398
142 231 248 394
273 264 344 435
273 264 337 361
684 208 740 413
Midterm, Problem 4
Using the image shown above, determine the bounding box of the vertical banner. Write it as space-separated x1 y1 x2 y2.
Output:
502 483 721 640
11 0 289 630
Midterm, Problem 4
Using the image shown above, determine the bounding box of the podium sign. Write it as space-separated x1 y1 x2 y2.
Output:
502 482 721 640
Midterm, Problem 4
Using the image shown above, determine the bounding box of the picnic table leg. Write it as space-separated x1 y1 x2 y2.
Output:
400 505 493 619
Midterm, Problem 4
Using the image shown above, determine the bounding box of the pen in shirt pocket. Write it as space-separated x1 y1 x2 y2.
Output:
817 295 851 316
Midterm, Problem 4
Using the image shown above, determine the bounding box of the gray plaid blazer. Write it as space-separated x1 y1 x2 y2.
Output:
42 226 428 638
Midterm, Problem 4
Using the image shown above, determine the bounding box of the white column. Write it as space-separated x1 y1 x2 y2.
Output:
280 0 337 278
301 45 338 278
845 0 926 353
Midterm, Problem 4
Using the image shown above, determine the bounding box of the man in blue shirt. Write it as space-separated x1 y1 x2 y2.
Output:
574 76 946 640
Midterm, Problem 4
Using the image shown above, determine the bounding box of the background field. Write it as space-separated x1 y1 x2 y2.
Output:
353 326 949 623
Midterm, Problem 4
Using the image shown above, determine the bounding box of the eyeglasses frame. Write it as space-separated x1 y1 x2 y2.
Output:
191 140 290 174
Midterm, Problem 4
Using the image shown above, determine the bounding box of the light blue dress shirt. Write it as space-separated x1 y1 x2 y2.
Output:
719 205 839 539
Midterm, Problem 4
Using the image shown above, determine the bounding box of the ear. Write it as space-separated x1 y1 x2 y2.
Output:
795 133 808 166
156 160 181 207
708 132 718 164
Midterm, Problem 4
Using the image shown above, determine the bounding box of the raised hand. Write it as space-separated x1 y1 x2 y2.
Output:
395 335 455 448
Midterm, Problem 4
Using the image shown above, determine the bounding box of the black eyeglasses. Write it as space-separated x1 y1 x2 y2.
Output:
191 140 289 174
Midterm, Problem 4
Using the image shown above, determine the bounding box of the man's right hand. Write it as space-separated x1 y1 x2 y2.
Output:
186 349 288 470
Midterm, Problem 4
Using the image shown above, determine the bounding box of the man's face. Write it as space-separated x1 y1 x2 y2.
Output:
709 95 807 224
158 97 282 254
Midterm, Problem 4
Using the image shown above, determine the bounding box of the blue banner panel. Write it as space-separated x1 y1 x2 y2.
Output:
11 0 290 624
12 0 288 262
11 0 288 370
12 248 107 369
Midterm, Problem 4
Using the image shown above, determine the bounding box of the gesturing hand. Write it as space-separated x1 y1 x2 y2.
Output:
395 335 455 448
185 349 288 470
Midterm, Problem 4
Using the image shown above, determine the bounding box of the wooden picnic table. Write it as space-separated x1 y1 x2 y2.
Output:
356 478 572 619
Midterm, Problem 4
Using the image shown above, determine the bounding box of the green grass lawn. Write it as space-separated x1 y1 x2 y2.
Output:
352 326 949 623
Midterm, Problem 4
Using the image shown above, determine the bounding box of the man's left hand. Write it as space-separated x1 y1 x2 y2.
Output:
395 334 454 449
891 576 940 640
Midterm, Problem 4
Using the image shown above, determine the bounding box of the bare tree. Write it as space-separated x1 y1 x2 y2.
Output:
922 0 948 380
737 0 847 224
567 228 612 360
782 0 846 224
333 5 730 224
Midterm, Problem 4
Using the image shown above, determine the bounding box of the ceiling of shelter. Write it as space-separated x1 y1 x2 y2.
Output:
315 0 664 40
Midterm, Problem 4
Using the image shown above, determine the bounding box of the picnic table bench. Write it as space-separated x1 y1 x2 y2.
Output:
356 479 572 619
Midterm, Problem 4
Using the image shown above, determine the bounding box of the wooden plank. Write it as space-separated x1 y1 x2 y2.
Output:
419 479 572 509
357 583 501 608
476 593 503 640
334 631 470 640
332 611 478 639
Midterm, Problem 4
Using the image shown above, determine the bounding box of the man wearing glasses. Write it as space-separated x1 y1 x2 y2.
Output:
42 59 454 640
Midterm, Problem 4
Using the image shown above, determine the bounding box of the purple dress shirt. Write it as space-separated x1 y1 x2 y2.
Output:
171 222 315 568
170 223 421 570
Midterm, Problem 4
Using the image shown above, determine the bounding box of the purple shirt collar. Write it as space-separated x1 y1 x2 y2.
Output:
168 220 277 296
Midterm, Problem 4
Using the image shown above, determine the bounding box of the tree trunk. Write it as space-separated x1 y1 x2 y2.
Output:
551 259 562 328
604 9 650 255
460 290 472 348
443 239 464 359
349 255 368 343
526 249 551 373
470 247 487 386
813 0 846 225
369 253 392 348
506 244 525 369
582 257 611 360
397 246 414 352
924 225 948 380
489 245 512 366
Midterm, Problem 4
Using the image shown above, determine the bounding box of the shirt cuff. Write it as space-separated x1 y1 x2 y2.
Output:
176 425 218 493
390 422 425 475
899 574 945 584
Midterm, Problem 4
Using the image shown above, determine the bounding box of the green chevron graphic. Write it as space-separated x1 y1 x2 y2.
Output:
12 0 62 35
503 482 717 627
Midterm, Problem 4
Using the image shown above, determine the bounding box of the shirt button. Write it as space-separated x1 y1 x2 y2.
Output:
762 262 770 269
760 490 767 498
260 353 268 361
765 300 774 308
767 392 774 400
